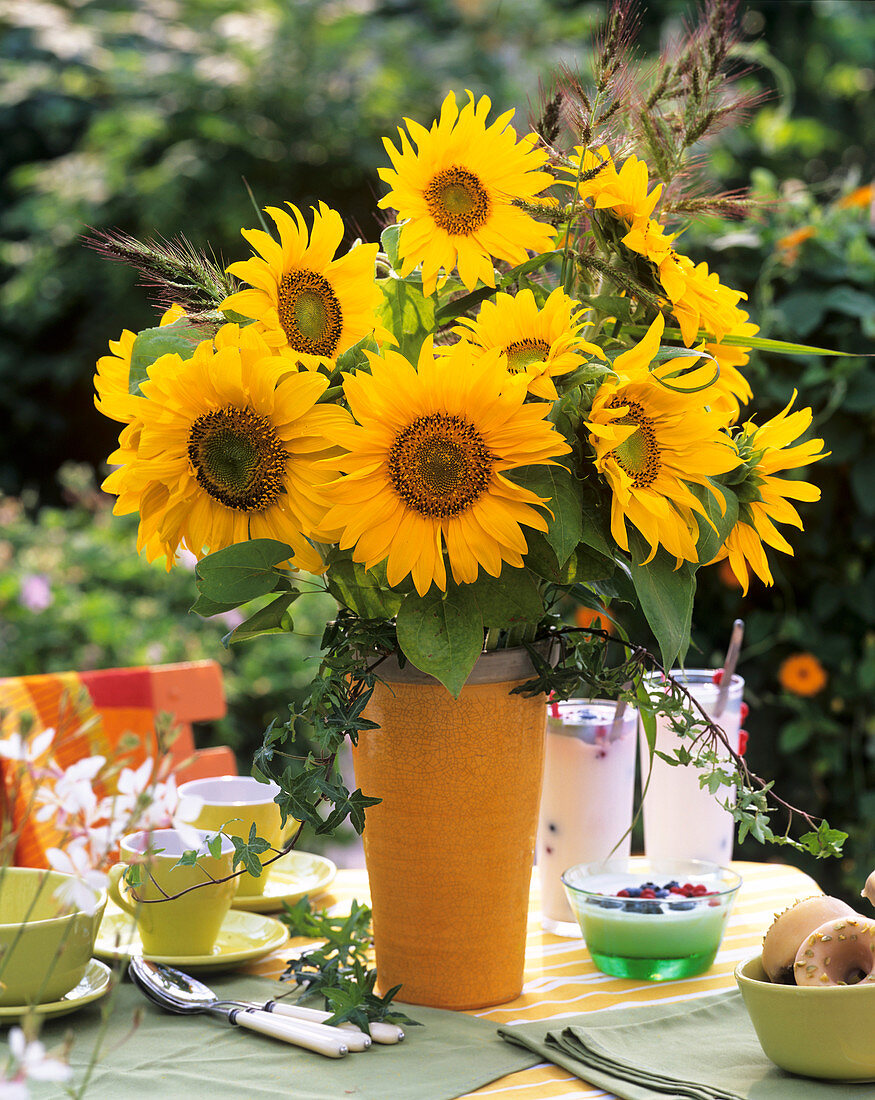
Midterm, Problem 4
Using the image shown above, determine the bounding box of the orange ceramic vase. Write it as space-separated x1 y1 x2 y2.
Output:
353 648 547 1010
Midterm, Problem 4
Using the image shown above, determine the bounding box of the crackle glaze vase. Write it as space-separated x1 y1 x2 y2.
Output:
353 647 547 1010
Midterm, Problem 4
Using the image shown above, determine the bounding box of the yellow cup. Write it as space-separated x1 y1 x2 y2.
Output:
0 867 107 1006
108 828 236 956
178 776 291 897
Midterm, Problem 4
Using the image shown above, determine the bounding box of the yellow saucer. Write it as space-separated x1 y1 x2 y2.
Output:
0 960 112 1024
232 851 337 913
95 908 287 970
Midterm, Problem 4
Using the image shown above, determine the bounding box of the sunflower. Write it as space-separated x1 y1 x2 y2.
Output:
102 323 350 571
703 315 758 420
558 145 663 224
318 338 571 596
450 287 606 400
94 304 186 423
220 202 384 371
586 315 740 565
378 91 556 296
778 652 828 697
709 394 827 593
621 219 749 347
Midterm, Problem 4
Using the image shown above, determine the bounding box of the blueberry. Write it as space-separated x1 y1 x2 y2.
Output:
655 889 670 898
625 887 642 898
623 899 663 915
664 880 680 890
669 900 695 911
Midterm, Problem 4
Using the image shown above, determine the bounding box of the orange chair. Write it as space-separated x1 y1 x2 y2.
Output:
0 660 237 868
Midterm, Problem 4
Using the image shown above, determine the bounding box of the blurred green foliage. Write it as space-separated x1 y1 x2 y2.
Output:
1 0 874 887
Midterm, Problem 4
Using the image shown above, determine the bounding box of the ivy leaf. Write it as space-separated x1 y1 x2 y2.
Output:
628 531 695 669
195 539 293 606
222 591 299 647
396 587 484 697
128 320 204 397
230 823 271 877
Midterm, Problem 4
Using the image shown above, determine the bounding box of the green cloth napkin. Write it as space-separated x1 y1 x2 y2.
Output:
29 971 540 1099
499 991 869 1099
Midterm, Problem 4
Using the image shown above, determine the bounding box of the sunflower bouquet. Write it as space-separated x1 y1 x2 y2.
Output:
91 0 844 859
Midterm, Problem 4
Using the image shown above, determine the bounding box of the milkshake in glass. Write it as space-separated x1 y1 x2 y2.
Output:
537 699 638 935
640 670 743 865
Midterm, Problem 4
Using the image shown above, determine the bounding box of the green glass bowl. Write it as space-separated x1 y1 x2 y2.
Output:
562 856 741 980
0 868 107 1006
735 953 875 1081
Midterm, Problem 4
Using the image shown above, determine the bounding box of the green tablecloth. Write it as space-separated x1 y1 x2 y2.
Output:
28 972 540 1099
499 991 870 1100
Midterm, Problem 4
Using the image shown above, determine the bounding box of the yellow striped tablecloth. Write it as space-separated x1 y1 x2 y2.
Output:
246 860 818 1100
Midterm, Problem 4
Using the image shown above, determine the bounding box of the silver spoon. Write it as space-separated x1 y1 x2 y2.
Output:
129 957 351 1058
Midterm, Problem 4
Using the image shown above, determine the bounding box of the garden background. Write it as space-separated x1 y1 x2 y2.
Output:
1 0 873 903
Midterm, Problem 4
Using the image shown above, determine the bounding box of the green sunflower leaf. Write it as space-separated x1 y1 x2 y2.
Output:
324 551 404 619
222 591 299 647
508 462 583 567
692 481 739 564
627 531 696 669
380 224 402 271
460 569 545 630
195 539 293 606
377 276 435 363
128 320 205 397
396 587 484 698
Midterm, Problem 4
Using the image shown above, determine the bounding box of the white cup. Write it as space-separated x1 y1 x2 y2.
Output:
537 699 638 936
640 670 743 865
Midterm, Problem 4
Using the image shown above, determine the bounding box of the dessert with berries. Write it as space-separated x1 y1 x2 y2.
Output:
562 858 741 980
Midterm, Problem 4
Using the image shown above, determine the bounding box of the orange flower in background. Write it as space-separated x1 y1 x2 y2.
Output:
574 604 614 635
775 226 817 265
836 183 874 211
778 652 828 697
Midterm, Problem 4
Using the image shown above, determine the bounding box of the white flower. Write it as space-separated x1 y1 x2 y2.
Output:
35 755 105 825
112 758 155 821
1 1028 72 1095
0 727 54 764
47 840 108 916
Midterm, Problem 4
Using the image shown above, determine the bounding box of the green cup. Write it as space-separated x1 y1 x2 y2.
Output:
178 777 293 898
108 828 236 957
0 867 107 1006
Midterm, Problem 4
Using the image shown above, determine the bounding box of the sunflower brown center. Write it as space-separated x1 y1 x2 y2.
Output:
188 406 287 511
387 413 494 517
505 339 551 373
277 269 343 357
608 398 661 489
424 166 491 236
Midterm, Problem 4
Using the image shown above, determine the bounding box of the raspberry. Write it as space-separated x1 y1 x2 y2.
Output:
681 883 695 895
617 888 630 897
640 888 656 898
692 884 709 896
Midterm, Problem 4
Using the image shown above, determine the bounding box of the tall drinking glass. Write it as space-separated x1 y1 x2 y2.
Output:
537 699 638 936
640 669 743 865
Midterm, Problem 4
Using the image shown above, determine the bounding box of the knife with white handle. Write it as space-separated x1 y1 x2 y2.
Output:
229 1008 350 1057
263 1000 405 1044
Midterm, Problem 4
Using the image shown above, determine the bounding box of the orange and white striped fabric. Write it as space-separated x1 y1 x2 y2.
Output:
247 861 819 1100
